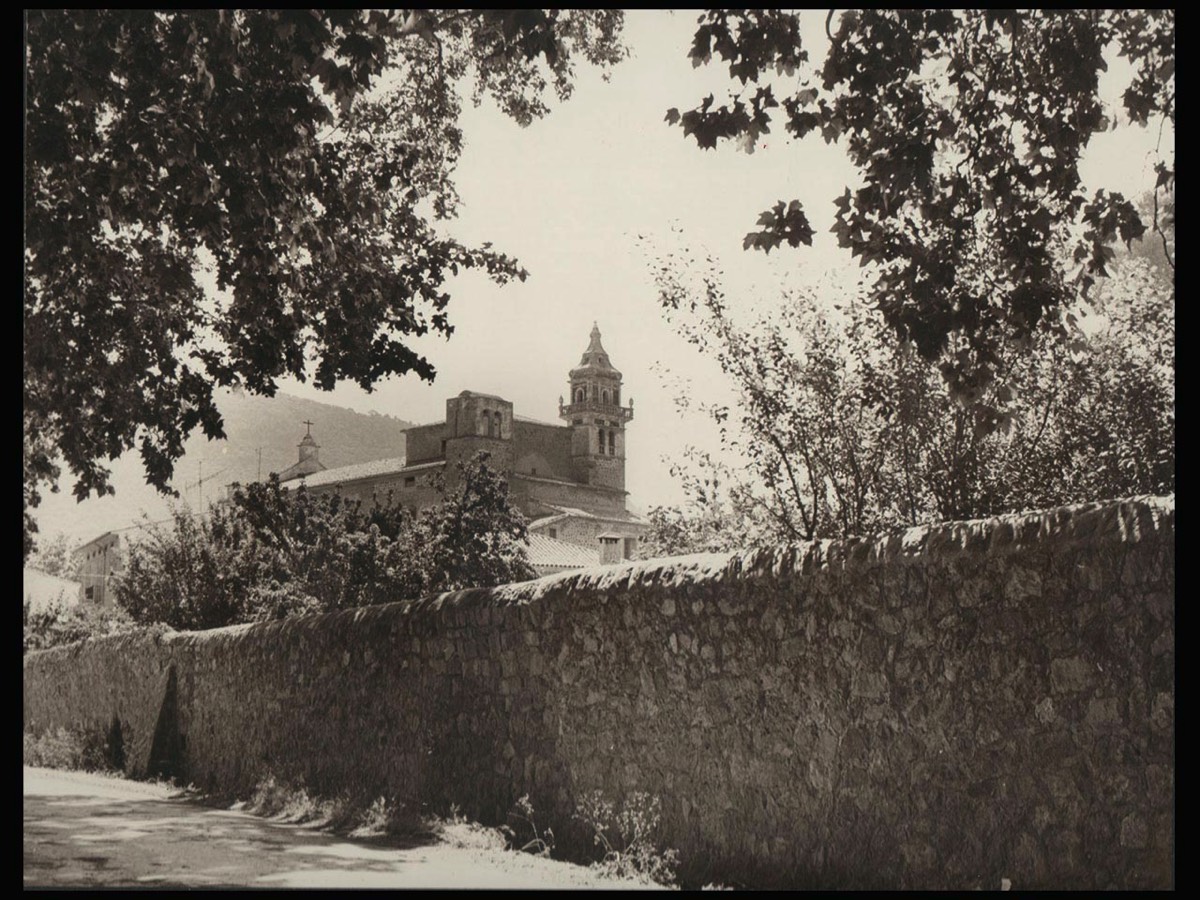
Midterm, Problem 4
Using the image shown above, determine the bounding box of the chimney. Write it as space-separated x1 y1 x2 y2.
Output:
598 533 623 565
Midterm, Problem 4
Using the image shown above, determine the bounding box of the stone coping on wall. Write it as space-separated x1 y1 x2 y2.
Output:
25 493 1174 661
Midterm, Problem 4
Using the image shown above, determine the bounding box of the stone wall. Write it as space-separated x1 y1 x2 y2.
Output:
511 473 628 518
512 420 574 480
23 496 1174 889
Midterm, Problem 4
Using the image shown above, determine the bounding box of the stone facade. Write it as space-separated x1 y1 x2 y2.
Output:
277 325 645 560
24 496 1175 889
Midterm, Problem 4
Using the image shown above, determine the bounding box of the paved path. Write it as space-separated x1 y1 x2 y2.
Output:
23 767 655 889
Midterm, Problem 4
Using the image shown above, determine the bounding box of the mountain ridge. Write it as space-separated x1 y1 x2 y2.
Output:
32 389 414 546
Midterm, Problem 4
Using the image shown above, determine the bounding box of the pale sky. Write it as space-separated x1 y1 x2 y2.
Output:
33 10 1173 543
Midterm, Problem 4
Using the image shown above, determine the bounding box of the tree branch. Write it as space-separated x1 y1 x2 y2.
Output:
1152 180 1175 272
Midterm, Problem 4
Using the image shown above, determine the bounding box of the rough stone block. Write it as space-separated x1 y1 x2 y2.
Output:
1050 657 1095 694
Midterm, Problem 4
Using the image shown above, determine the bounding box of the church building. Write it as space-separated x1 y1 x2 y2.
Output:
276 324 647 567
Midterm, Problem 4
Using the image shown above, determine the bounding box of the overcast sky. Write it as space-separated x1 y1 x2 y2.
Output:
34 10 1173 543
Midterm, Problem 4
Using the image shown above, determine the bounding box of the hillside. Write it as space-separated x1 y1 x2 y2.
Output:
173 389 413 502
31 390 413 546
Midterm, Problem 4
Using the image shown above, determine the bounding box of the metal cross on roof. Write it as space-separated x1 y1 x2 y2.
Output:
303 419 314 436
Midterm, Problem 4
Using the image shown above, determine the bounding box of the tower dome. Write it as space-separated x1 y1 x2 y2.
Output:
571 322 621 377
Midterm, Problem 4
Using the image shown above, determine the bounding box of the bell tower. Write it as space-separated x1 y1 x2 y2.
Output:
558 323 633 492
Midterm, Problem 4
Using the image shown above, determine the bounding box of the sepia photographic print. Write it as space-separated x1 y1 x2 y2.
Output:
24 10 1173 889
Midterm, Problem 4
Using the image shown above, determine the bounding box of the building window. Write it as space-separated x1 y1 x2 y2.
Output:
573 418 582 426
493 411 502 438
549 528 557 539
598 428 606 454
613 388 620 405
608 431 616 455
601 388 610 404
404 476 416 487
479 410 490 436
85 586 94 601
575 387 585 403
441 439 447 456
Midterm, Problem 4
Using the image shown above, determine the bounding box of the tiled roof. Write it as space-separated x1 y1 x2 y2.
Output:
544 505 597 519
526 534 600 570
290 457 445 490
530 506 647 530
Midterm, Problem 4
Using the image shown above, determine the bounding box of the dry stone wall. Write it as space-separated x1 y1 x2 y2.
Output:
24 495 1174 889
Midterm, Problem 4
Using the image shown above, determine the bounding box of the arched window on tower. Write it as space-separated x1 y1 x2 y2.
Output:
608 430 616 456
601 388 610 405
479 410 489 436
493 411 502 439
597 428 606 455
575 387 585 403
613 387 620 405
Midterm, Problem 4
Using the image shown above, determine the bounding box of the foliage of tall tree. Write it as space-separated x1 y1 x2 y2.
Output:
649 240 1173 550
25 532 79 579
667 9 1174 410
24 9 626 557
398 454 539 594
114 452 536 630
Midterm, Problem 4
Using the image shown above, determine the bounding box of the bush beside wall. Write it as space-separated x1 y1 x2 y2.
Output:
24 495 1174 889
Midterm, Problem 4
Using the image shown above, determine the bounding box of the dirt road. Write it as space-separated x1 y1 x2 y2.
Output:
23 766 657 889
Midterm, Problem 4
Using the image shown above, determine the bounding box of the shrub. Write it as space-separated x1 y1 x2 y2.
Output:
23 596 140 653
23 722 124 773
575 790 680 886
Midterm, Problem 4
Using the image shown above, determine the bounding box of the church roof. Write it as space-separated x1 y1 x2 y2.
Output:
529 505 646 529
290 456 444 489
571 322 621 377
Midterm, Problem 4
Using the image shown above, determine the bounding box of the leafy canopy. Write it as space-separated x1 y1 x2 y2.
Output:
667 10 1174 407
649 231 1173 548
115 451 536 631
24 9 626 556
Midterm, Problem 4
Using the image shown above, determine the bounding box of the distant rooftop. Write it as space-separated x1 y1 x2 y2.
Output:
530 505 646 529
290 456 445 490
526 533 601 570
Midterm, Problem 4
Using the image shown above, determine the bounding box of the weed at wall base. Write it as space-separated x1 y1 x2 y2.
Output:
575 790 681 887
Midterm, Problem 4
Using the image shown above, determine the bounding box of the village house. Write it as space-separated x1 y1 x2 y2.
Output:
71 530 127 607
277 324 647 572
